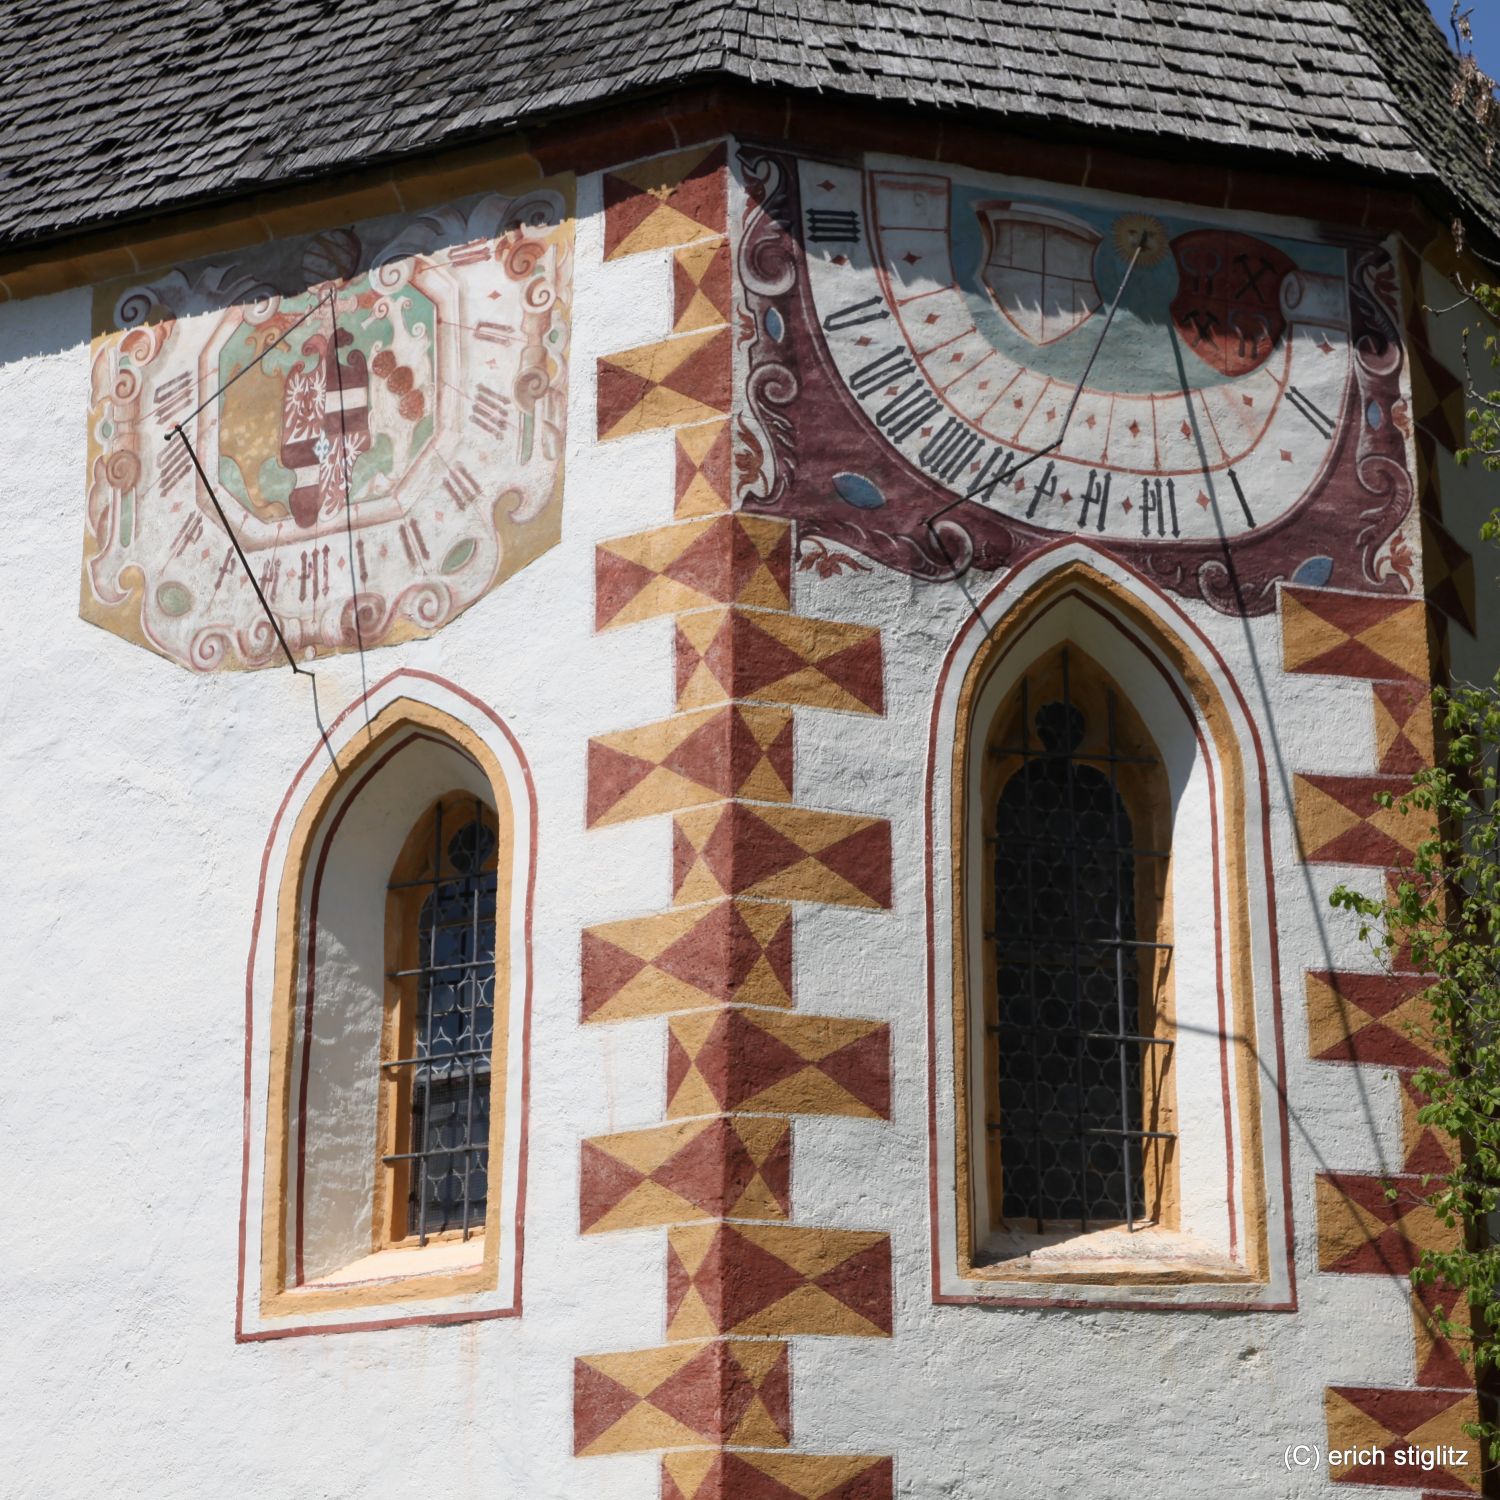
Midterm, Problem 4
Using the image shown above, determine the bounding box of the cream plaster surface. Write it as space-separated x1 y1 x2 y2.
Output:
0 136 1478 1500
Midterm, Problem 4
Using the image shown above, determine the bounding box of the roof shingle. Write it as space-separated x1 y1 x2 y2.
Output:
0 0 1494 249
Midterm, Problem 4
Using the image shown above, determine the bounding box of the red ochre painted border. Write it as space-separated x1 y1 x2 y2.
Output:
234 668 537 1342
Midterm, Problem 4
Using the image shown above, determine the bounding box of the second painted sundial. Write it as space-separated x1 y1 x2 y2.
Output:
737 149 1409 613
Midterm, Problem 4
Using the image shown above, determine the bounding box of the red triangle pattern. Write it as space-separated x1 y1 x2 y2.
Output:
642 1342 729 1437
1327 1385 1476 1491
662 1453 895 1500
674 236 733 328
578 1116 793 1233
594 547 659 630
723 1012 827 1110
1399 1074 1457 1177
1374 680 1432 775
673 609 887 712
812 819 893 907
578 1141 648 1232
595 360 658 441
1319 1172 1435 1276
649 900 792 1002
1297 772 1420 866
676 421 732 512
580 929 652 1019
1412 1278 1470 1389
602 142 727 259
811 1239 894 1333
662 327 734 411
813 1028 894 1119
573 1361 648 1454
1307 969 1436 1070
585 740 663 826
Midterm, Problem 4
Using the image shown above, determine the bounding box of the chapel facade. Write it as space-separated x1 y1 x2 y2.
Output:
3 2 1497 1496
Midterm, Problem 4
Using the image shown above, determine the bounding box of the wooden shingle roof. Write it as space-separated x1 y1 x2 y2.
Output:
1 0 1494 249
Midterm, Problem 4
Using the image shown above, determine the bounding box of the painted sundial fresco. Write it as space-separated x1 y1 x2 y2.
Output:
737 148 1414 615
84 182 573 670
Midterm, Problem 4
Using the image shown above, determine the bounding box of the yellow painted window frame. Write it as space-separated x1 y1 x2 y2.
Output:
258 700 513 1318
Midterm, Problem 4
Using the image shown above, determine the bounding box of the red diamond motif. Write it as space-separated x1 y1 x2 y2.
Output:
1128 420 1141 437
1121 497 1133 512
1013 477 1026 493
902 251 921 265
1046 407 1057 421
924 313 940 325
1013 397 1024 409
1180 420 1191 438
950 352 963 363
855 336 872 347
1242 393 1254 406
1316 337 1334 354
1280 449 1293 462
830 254 848 266
1196 490 1211 509
818 179 837 192
1085 413 1096 427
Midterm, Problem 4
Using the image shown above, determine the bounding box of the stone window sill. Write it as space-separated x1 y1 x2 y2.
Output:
968 1224 1253 1286
297 1235 487 1292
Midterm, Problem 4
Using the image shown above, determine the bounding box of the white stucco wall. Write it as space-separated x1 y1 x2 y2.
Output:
0 168 680 1500
0 135 1469 1500
778 550 1411 1499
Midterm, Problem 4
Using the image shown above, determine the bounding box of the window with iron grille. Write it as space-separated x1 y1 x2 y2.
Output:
984 648 1175 1236
383 795 498 1246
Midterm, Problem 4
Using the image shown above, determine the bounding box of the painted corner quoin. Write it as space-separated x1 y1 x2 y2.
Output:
576 140 896 1496
1283 581 1478 1485
735 144 1414 617
83 172 574 670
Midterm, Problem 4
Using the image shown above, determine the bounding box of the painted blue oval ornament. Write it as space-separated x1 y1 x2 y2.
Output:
832 471 885 510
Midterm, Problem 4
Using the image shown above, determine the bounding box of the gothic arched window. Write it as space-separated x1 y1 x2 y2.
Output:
982 647 1175 1236
381 795 500 1246
248 700 532 1331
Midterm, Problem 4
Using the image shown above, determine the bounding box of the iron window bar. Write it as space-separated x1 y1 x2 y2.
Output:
987 934 1174 951
990 745 1159 768
386 958 495 978
380 796 497 1246
989 651 1177 1236
984 834 1172 860
382 1048 491 1070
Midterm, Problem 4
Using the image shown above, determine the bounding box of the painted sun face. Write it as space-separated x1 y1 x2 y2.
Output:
799 161 1353 543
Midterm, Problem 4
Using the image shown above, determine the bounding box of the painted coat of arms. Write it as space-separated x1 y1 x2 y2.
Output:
84 184 572 670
